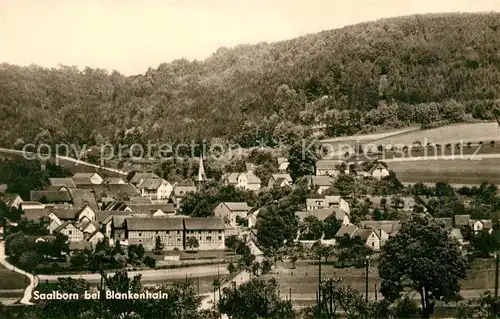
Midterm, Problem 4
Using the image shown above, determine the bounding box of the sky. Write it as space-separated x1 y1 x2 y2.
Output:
1 0 499 75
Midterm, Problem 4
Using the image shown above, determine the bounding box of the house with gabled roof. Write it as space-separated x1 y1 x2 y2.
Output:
86 230 105 248
30 190 72 204
454 214 471 227
213 202 252 227
73 173 103 185
315 159 346 177
129 172 160 187
303 175 334 194
469 219 493 234
137 178 173 200
53 222 84 242
295 207 350 226
359 220 401 239
367 162 389 180
306 196 350 213
128 204 176 216
268 173 293 188
49 178 76 188
126 217 184 250
222 172 261 192
172 181 197 204
335 225 381 251
1 193 23 209
183 217 225 250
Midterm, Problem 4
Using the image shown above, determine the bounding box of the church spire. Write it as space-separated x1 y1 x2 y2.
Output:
196 155 206 183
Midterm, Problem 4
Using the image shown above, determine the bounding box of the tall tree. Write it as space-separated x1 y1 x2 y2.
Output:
378 216 467 318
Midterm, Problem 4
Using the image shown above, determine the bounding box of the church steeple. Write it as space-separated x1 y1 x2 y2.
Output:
196 155 207 187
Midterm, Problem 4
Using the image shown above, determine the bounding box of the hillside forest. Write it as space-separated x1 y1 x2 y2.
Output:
0 13 500 150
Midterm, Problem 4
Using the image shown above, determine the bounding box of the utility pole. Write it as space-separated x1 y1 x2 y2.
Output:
329 279 333 318
318 254 321 318
375 283 378 301
496 251 499 299
365 257 369 303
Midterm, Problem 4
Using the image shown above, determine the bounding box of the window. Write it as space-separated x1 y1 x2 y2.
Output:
219 230 222 233
156 231 159 235
68 231 72 235
198 230 202 234
139 240 142 243
371 242 375 247
177 231 180 234
177 238 180 242
207 236 212 241
165 231 169 235
139 232 142 237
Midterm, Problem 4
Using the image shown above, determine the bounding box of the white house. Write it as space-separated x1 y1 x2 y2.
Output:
246 208 260 228
137 178 173 200
1 194 23 209
368 163 390 180
469 219 493 234
237 172 261 191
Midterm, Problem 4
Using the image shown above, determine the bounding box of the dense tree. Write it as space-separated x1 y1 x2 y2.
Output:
378 216 468 318
220 278 295 319
288 140 316 181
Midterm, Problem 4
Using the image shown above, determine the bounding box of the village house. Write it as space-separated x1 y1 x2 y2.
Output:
127 203 176 216
315 159 347 177
73 173 104 185
367 162 390 180
184 217 225 250
454 215 471 227
213 202 252 227
246 208 260 228
306 196 350 214
359 220 401 245
129 172 160 187
335 225 381 251
53 222 85 242
1 194 23 209
126 217 184 251
267 173 293 188
30 190 72 204
295 207 350 226
49 178 76 188
172 181 197 204
469 219 493 234
304 175 334 194
86 230 106 248
137 178 173 200
222 172 261 192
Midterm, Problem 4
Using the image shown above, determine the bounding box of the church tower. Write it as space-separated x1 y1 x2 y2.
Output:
195 155 207 190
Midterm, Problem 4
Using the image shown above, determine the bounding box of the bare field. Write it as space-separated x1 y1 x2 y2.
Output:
387 158 500 185
373 122 500 146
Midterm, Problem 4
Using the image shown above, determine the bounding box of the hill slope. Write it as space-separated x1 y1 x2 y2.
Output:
1 12 499 149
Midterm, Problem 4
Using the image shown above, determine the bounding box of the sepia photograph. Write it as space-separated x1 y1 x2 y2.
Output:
1 0 500 318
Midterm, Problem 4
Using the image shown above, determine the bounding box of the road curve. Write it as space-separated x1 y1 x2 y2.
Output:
0 241 37 305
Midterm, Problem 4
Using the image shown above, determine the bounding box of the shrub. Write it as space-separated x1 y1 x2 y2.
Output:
143 256 156 268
